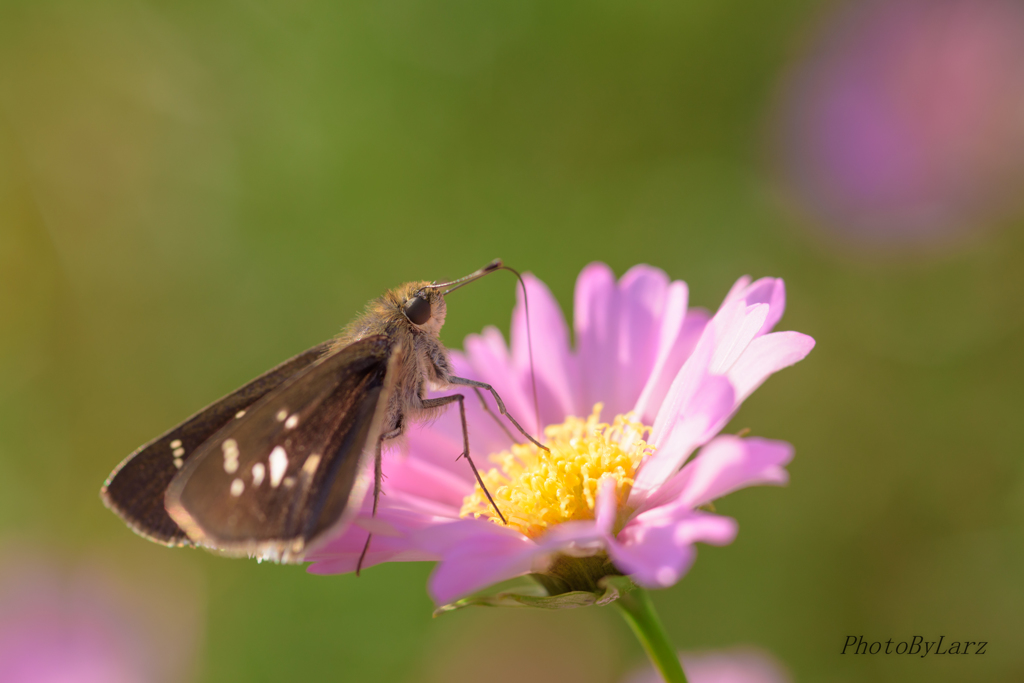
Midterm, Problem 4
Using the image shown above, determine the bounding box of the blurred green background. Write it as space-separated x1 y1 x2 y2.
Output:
1 0 1023 681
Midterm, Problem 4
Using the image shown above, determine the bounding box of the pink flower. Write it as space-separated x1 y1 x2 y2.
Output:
0 552 200 683
624 647 791 683
308 264 814 606
775 0 1024 245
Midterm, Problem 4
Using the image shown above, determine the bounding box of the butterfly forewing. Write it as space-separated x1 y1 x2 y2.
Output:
164 335 394 562
101 342 331 546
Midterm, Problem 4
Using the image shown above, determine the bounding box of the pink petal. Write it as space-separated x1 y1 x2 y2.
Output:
445 350 518 456
678 436 793 508
609 530 697 588
646 436 793 513
415 373 522 481
511 273 578 430
721 276 787 337
626 648 792 683
680 648 792 683
573 264 676 418
649 330 716 447
649 294 763 449
632 282 698 424
633 374 736 500
726 331 816 403
531 519 608 557
650 291 780 444
306 508 442 574
418 520 541 604
305 544 436 575
722 275 752 306
709 303 769 375
627 499 739 546
745 277 787 336
463 327 534 433
424 517 619 603
574 262 619 413
385 450 472 512
398 416 473 481
638 287 802 498
607 265 670 416
609 512 737 588
594 475 619 535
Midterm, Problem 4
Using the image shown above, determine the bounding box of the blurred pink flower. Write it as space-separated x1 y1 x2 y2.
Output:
308 264 814 605
624 647 791 683
776 0 1024 245
0 554 198 683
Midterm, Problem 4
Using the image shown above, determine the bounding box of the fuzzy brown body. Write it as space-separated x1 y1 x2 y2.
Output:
331 281 455 442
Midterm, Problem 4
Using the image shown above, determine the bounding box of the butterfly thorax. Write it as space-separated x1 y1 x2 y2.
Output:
331 281 453 437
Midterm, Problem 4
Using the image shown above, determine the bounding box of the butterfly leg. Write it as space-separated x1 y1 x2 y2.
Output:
471 387 520 445
356 426 402 576
448 376 549 452
420 393 507 525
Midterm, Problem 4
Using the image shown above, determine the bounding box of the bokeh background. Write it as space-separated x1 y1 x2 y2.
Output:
2 0 1023 681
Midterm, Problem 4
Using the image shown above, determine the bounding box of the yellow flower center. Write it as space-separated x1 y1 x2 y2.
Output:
460 405 653 538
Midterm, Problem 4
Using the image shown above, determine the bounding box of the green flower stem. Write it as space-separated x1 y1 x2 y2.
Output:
615 587 688 683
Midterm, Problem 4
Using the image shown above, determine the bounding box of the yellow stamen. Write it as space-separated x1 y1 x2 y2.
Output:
460 404 653 538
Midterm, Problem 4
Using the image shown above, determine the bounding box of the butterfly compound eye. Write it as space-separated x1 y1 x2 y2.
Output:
404 295 432 325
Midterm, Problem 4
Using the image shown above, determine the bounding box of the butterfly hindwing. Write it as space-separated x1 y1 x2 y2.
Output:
164 335 394 562
101 342 332 546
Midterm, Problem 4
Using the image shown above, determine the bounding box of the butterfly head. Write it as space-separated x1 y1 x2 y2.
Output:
392 282 447 337
351 262 501 345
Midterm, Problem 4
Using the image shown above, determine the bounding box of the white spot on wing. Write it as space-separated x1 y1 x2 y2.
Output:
235 410 246 419
173 447 185 457
284 414 299 430
302 454 321 476
276 409 288 422
230 478 244 496
173 458 183 469
170 439 182 449
251 463 265 486
222 439 240 474
269 446 288 487
283 476 295 488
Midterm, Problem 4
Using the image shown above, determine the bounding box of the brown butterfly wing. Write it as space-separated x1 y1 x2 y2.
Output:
164 335 395 562
101 342 331 546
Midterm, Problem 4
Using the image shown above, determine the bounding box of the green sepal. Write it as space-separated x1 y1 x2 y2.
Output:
433 574 636 616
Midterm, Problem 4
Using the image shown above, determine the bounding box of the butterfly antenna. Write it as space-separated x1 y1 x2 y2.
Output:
499 265 542 437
